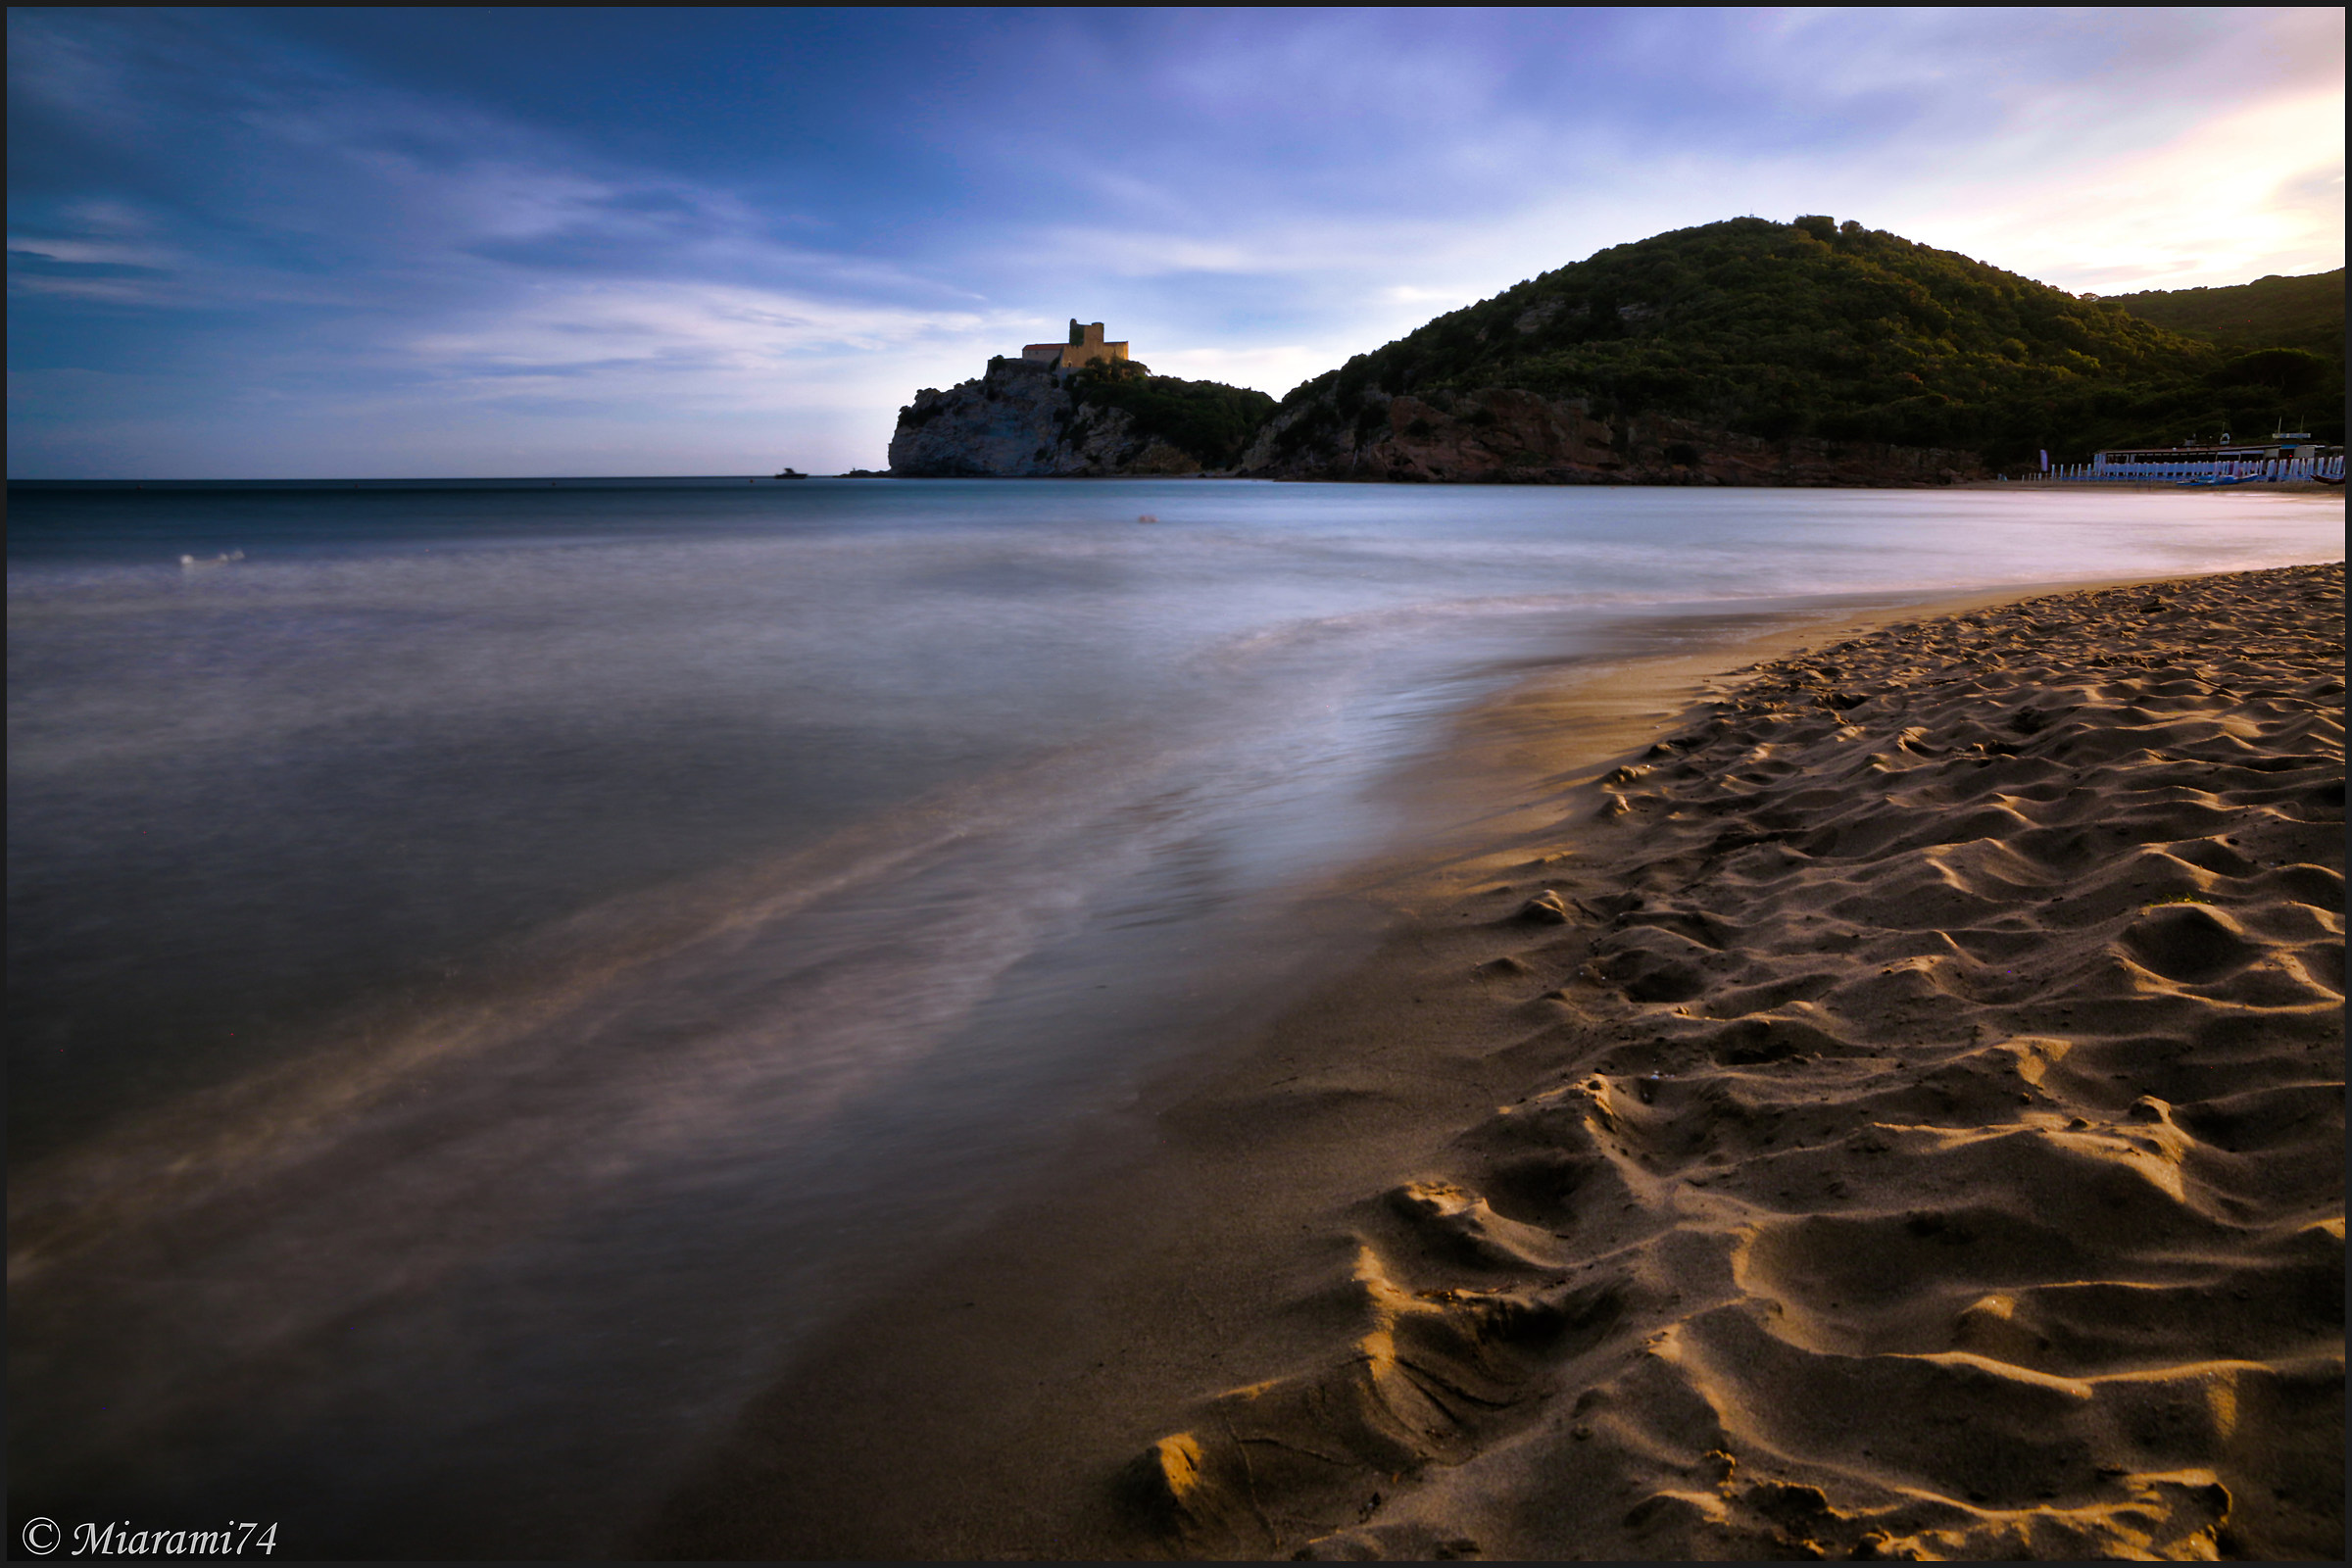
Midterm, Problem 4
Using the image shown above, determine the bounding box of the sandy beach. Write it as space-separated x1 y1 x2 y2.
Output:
13 15 2345 1560
643 557 2343 1561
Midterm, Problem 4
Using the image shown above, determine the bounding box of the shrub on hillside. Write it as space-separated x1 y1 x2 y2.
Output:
1068 361 1277 469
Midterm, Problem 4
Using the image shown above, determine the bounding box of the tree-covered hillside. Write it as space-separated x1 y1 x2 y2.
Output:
1270 218 2341 464
2098 270 2343 439
1066 360 1275 470
890 355 1277 477
2102 269 2344 360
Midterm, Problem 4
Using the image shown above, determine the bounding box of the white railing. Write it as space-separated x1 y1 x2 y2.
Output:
2004 454 2345 483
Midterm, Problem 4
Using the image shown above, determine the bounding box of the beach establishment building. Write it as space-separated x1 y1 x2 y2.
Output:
2026 431 2345 484
1020 319 1130 371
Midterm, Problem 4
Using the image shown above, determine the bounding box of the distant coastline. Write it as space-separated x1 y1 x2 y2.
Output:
886 220 2343 487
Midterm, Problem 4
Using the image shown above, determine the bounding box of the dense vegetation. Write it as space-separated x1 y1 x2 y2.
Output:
1068 360 1277 469
1271 218 2343 464
2103 269 2344 359
2098 270 2344 441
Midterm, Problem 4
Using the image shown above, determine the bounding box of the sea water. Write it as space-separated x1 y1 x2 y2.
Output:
7 478 2339 1552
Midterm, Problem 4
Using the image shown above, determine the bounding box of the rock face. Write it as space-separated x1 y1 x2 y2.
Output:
889 360 1206 478
1238 385 1986 486
888 351 1985 487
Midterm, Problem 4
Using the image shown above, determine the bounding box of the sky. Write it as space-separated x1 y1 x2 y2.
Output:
8 6 2344 477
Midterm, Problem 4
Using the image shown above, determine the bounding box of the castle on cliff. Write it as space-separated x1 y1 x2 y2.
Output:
1020 318 1129 371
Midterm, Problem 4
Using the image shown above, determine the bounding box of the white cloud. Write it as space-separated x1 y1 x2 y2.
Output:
401 280 1022 399
5 235 175 267
1899 88 2347 292
1140 342 1342 397
9 6 2341 475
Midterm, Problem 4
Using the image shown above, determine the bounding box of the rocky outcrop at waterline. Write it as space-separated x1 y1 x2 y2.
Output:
889 359 1274 478
883 217 2342 485
892 359 1983 486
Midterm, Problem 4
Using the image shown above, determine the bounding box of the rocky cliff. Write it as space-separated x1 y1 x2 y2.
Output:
889 214 2294 484
890 360 1269 477
1239 383 1985 485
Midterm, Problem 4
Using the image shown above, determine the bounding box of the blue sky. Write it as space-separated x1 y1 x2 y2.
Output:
9 7 2343 477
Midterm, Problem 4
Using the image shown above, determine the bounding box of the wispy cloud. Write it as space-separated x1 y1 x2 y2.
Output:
1907 86 2347 292
401 281 1024 406
7 6 2341 476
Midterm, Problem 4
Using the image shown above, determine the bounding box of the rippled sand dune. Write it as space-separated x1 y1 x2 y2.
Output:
1129 564 2344 1561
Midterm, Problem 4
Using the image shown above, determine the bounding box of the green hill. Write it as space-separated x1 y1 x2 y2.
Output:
1066 360 1274 470
2098 270 2343 437
889 355 1275 477
1263 218 2342 467
2101 269 2344 360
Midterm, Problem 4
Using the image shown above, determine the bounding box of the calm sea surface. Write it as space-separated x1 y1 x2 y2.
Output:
8 478 2340 1552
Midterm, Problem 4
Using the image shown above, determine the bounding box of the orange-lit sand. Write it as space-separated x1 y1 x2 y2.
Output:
650 562 2343 1561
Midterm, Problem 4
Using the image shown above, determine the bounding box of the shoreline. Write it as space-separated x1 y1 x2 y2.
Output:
642 558 2345 1559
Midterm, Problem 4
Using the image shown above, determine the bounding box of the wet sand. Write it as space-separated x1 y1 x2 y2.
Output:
645 562 2344 1560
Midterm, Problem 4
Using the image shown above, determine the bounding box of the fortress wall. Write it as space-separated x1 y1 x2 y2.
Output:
1061 341 1129 368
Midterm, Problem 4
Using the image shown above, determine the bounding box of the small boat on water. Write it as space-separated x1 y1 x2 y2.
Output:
771 467 808 479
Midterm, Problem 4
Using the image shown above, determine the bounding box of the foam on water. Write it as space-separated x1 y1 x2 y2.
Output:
7 478 2340 1552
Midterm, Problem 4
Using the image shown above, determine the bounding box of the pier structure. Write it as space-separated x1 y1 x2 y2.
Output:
2018 432 2344 484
